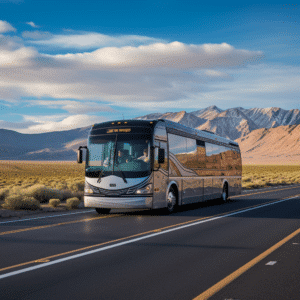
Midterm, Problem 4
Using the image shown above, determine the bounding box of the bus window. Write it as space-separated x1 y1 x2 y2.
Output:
168 134 188 167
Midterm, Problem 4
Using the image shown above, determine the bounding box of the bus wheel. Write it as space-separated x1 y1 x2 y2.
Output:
95 208 111 214
166 188 177 214
221 184 228 203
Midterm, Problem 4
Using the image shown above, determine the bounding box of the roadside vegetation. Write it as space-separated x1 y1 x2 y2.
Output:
0 161 300 210
242 165 300 189
0 161 85 211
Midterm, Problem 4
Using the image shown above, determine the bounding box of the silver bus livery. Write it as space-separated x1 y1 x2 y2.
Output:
77 119 242 214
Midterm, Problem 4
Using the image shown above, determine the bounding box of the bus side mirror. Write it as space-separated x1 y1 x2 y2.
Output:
77 148 83 164
158 148 165 164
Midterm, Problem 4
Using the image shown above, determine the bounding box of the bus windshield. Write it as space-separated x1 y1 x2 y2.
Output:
86 133 152 177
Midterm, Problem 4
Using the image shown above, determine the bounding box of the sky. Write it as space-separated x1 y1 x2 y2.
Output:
0 0 299 133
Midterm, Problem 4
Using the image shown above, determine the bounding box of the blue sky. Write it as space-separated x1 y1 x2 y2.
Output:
0 0 299 133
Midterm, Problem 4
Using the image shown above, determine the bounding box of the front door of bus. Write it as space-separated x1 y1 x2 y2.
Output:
153 140 168 209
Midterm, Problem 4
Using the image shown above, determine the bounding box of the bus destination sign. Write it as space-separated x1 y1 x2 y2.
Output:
106 128 131 133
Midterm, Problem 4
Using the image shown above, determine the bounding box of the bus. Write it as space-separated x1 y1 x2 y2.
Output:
77 119 242 214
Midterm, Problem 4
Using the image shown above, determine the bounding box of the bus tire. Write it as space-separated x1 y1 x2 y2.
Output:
95 208 111 214
166 187 177 214
221 184 228 203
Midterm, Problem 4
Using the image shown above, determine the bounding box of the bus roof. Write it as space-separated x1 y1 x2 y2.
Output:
92 119 239 148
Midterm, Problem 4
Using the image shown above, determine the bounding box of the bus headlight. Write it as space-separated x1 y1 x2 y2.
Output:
84 182 99 194
84 188 94 194
135 184 152 194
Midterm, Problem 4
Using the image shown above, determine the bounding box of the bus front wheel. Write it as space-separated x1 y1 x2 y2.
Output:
95 208 111 214
166 188 177 214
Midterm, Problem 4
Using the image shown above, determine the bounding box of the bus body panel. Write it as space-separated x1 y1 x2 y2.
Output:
82 118 242 211
84 196 153 209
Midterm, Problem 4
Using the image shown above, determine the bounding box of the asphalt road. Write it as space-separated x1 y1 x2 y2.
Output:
1 185 300 300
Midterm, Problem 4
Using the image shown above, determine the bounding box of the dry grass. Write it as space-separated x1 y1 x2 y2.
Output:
0 161 299 209
242 165 300 189
0 161 84 210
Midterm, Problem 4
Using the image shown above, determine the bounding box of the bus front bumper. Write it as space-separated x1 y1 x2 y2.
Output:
84 196 153 209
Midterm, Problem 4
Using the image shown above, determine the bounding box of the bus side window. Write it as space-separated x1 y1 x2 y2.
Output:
185 138 197 169
196 140 206 169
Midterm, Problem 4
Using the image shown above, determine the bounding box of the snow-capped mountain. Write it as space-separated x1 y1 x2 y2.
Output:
240 107 300 128
191 105 223 120
196 108 258 140
136 110 206 128
138 106 300 140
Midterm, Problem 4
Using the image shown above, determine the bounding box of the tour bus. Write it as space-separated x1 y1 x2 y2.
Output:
77 119 242 214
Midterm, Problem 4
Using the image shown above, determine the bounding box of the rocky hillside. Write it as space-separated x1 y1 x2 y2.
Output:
136 110 206 128
236 125 300 164
138 106 300 140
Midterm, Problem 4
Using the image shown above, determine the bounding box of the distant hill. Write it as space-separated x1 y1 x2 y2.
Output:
0 106 299 162
0 127 90 161
236 124 300 165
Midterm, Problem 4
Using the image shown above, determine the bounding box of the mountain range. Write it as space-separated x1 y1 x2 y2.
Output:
0 106 299 163
137 106 300 140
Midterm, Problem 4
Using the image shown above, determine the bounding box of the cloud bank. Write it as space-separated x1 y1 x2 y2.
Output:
0 20 16 33
31 32 161 49
0 20 298 133
0 22 264 103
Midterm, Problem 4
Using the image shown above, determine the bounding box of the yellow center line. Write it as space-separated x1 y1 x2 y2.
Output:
0 214 118 236
1 185 298 237
194 227 300 300
1 193 300 274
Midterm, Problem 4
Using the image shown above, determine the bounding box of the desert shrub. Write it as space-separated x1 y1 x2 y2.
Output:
21 197 40 210
2 195 40 210
66 197 81 209
59 189 74 201
2 194 23 209
0 188 9 201
25 184 62 203
71 191 84 201
49 198 61 208
68 181 85 192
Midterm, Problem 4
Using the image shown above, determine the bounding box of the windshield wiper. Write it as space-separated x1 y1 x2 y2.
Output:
97 170 105 183
115 166 128 184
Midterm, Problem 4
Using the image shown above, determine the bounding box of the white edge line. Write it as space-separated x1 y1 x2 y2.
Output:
2 184 299 224
0 195 299 280
0 209 94 224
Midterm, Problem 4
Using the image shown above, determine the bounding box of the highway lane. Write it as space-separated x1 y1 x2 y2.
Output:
0 185 300 299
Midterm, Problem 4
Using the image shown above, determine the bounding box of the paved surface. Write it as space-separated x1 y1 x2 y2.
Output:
1 185 300 300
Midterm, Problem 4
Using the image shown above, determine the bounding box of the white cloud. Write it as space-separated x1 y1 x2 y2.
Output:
26 21 39 28
22 114 108 133
2 28 297 112
56 42 263 69
0 20 16 33
23 114 69 123
0 46 37 67
29 100 115 114
31 32 161 49
0 37 264 103
22 31 52 40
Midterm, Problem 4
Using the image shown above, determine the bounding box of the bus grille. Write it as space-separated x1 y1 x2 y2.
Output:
91 177 151 196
